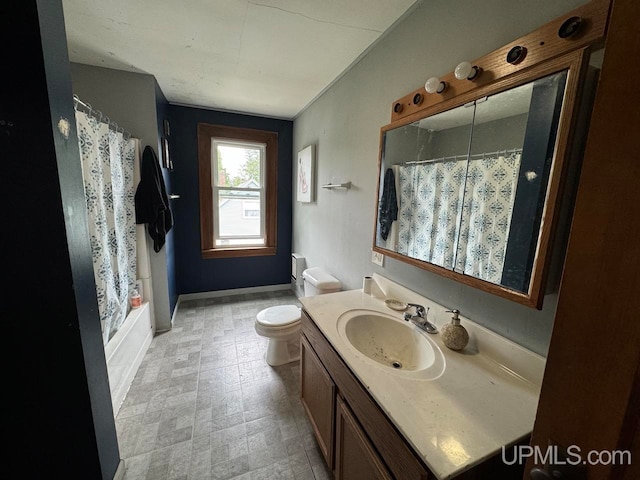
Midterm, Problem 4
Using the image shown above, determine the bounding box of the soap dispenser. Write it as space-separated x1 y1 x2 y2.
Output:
441 309 469 351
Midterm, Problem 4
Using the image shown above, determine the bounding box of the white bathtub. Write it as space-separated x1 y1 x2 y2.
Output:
104 146 155 416
104 301 153 415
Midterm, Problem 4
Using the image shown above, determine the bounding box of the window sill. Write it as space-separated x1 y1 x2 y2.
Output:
202 246 276 259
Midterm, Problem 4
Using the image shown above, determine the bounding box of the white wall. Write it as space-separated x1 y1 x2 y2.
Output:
292 0 587 356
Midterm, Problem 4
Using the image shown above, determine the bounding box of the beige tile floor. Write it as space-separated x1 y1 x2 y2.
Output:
115 290 332 480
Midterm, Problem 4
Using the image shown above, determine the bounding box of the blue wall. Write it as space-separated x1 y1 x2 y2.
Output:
168 105 293 293
155 81 179 314
7 1 119 477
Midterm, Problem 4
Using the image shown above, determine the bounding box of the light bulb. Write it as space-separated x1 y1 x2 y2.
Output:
425 76 446 94
454 61 479 80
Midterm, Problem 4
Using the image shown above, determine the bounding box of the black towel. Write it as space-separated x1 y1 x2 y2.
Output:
135 145 173 252
379 168 398 241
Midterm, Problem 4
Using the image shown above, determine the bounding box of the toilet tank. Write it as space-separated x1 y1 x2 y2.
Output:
302 267 341 296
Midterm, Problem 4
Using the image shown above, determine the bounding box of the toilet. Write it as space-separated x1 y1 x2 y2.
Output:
255 267 341 366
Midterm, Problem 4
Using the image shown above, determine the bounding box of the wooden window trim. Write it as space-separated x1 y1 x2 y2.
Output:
197 123 277 259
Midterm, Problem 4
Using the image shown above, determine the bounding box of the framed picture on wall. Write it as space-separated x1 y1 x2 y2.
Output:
161 137 173 170
297 144 315 203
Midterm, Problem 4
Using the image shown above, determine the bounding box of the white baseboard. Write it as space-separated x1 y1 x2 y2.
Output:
177 283 293 306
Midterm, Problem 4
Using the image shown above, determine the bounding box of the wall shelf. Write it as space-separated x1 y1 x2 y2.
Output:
322 182 351 190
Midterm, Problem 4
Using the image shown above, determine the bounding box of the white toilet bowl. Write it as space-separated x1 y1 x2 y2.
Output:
255 267 341 366
255 305 302 366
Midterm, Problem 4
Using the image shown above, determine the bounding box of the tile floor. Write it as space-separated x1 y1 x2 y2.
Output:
115 290 332 480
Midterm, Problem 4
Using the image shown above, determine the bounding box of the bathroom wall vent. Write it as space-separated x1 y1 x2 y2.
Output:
292 253 306 286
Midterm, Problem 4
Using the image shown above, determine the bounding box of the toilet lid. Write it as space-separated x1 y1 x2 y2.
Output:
256 305 301 327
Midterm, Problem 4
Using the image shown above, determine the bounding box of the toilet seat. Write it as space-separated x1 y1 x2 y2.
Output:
256 305 301 328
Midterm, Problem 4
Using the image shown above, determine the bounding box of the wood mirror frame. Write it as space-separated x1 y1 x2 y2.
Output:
372 0 611 309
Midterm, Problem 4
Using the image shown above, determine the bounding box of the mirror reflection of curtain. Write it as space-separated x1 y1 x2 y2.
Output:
398 159 466 267
75 110 138 345
455 153 521 283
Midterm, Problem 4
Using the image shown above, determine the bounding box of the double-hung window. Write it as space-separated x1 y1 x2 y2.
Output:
198 124 278 258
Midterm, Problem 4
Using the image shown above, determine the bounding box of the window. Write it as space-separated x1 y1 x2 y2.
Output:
198 124 278 258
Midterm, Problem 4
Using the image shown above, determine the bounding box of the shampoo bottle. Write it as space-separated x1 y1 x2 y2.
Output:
130 288 142 309
441 309 469 351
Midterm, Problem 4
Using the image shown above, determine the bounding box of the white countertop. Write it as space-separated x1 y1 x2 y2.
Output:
299 274 545 480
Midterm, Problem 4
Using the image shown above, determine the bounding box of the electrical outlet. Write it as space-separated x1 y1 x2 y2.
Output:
372 251 384 266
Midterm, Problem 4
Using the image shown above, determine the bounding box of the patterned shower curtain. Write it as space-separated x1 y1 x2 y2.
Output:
398 159 467 268
455 153 521 283
397 152 521 284
75 110 137 345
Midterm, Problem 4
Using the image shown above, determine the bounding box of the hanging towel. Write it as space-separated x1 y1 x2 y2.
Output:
135 145 173 252
379 168 398 241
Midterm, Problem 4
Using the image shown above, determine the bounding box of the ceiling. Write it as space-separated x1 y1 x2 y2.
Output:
62 0 418 119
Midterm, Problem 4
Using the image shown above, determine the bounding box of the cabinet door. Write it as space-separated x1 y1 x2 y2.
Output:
335 395 393 480
301 333 335 469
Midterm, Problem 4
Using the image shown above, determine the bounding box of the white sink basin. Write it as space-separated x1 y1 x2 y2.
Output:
336 309 445 379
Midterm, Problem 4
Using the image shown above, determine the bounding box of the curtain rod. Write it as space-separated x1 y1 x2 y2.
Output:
73 94 132 140
403 148 522 166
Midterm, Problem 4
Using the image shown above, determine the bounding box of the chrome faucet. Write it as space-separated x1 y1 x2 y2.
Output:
404 303 438 334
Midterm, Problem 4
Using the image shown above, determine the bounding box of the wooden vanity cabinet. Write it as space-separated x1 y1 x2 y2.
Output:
300 309 527 480
335 394 393 480
300 309 432 480
300 333 335 469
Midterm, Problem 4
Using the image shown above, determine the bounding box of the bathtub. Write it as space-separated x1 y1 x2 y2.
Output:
104 301 153 415
104 148 154 416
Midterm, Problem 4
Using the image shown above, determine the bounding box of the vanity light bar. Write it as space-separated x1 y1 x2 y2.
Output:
391 0 610 122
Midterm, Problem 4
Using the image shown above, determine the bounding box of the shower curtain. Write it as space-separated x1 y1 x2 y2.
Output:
455 152 521 283
398 152 521 284
75 110 138 345
398 159 467 268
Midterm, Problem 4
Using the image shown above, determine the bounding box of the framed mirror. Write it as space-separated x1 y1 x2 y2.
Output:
373 50 590 308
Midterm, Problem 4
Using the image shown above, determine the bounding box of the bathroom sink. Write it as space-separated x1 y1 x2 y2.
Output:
336 309 445 379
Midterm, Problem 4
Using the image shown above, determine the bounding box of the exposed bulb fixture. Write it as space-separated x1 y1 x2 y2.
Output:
558 16 582 38
454 61 480 81
425 76 446 94
506 45 527 65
